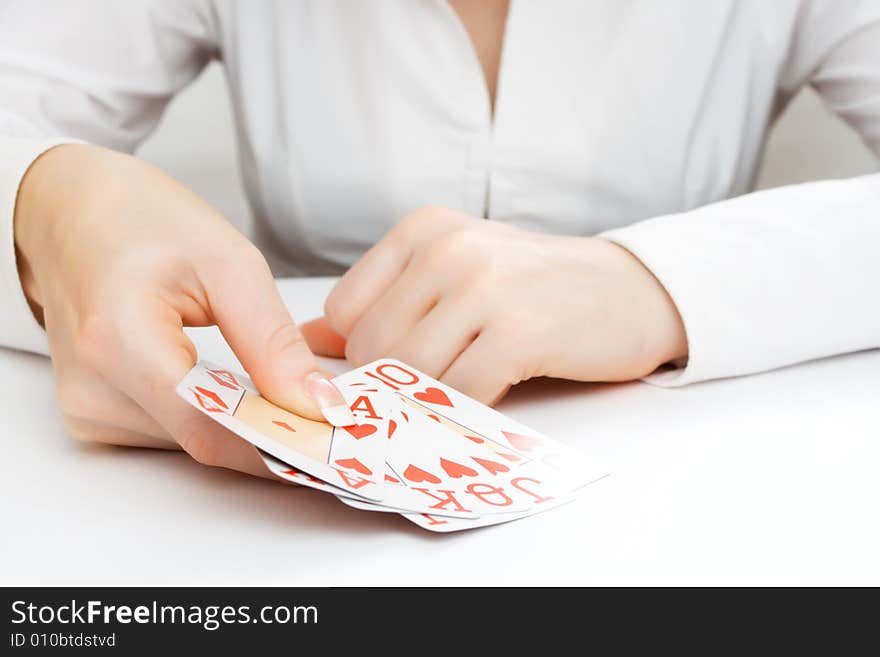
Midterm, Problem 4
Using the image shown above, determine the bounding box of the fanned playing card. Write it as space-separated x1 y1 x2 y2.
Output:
175 359 608 532
176 362 390 501
331 360 608 524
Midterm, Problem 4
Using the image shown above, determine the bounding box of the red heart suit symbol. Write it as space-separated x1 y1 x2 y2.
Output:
335 458 372 476
343 424 377 440
440 458 478 479
403 464 442 484
285 468 325 485
387 419 398 439
413 387 454 407
502 431 544 452
472 456 510 476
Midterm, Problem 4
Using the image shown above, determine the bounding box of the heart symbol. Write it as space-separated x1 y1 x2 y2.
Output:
465 435 484 444
335 457 372 476
384 474 400 483
502 431 544 452
472 456 510 476
272 420 296 432
499 452 522 462
413 387 454 407
387 419 398 439
343 424 377 440
403 464 442 484
285 469 324 485
440 458 478 479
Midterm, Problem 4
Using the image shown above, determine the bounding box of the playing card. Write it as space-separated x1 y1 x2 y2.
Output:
334 462 480 518
176 362 389 501
330 361 599 518
380 404 567 515
400 494 577 532
260 451 382 503
176 359 608 532
349 359 608 490
332 380 512 517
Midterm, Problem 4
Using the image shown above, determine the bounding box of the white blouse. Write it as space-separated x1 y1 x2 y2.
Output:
1 0 878 385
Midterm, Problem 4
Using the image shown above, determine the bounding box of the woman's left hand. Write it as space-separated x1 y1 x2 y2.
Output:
302 206 688 405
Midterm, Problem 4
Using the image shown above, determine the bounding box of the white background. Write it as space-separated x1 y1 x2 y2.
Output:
2 278 878 586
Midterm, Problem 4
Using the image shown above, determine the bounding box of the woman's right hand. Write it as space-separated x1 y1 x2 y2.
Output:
13 144 352 477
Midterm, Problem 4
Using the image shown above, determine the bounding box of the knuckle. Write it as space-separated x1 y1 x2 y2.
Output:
416 205 463 224
238 241 270 272
416 204 444 216
453 227 489 255
420 228 478 269
396 211 424 234
394 206 445 239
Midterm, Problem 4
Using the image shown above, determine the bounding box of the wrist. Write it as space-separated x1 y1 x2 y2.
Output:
14 144 89 262
649 285 689 367
13 143 108 315
599 238 689 371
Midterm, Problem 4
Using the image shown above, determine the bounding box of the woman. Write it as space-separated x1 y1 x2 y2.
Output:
1 1 878 477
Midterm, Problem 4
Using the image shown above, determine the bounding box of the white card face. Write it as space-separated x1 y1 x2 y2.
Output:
336 360 608 516
382 405 568 515
260 451 377 502
357 359 609 490
333 460 481 518
177 359 607 532
176 362 389 501
325 368 493 517
261 453 480 518
400 495 577 533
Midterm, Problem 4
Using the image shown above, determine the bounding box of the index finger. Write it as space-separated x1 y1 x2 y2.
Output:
99 296 274 478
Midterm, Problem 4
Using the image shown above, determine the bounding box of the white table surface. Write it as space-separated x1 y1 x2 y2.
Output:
2 277 878 586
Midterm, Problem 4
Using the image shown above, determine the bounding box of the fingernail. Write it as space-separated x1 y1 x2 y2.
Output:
304 372 356 427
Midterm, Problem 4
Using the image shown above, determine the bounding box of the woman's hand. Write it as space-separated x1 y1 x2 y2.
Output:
303 206 688 405
14 144 351 476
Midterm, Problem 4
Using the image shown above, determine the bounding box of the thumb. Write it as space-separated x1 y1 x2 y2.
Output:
300 316 347 358
200 250 355 427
